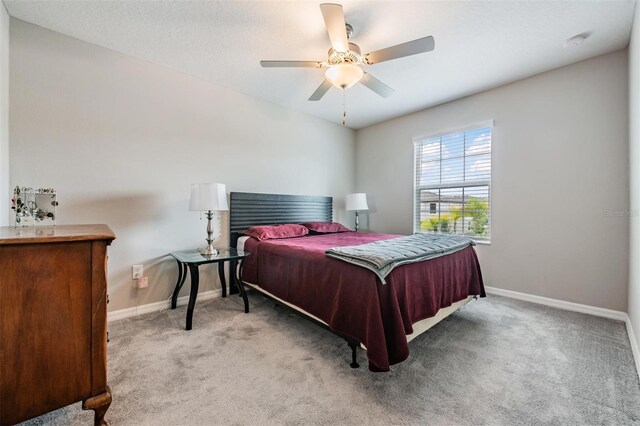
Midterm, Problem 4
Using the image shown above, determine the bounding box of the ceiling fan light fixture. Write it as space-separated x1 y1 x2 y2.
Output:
260 3 434 106
325 63 364 89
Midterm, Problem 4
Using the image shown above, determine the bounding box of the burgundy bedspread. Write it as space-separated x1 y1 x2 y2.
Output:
241 232 485 372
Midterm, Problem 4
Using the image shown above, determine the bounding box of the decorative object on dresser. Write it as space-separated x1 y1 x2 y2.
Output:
10 186 59 227
0 224 116 425
345 192 368 231
189 183 228 256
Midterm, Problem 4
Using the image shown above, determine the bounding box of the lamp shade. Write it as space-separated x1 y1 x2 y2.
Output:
345 193 368 211
325 64 364 89
189 183 228 211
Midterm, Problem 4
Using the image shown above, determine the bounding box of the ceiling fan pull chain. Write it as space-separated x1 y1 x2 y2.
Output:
342 88 347 126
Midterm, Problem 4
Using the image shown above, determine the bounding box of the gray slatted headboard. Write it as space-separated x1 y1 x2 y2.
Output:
229 192 333 247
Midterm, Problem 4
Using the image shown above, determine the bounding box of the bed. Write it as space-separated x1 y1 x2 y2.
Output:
230 192 485 372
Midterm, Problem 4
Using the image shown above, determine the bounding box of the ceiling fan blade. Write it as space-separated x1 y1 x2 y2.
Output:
309 79 333 101
320 3 349 53
360 72 395 98
261 60 323 68
365 36 435 64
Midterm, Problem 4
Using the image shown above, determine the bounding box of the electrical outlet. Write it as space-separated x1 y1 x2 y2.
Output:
132 264 143 280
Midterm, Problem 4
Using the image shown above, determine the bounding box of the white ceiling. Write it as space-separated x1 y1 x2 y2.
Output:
4 0 637 129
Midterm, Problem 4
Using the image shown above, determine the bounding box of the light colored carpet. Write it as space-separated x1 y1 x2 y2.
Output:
21 293 640 425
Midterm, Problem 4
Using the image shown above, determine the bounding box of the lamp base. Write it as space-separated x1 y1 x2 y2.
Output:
200 245 219 256
200 211 219 256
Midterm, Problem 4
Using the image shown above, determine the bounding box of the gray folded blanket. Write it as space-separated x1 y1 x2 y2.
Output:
326 233 475 284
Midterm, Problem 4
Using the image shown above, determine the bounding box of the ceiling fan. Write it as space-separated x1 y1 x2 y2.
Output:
260 3 435 102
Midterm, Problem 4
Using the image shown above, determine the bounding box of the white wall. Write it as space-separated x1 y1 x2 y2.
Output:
629 3 640 345
356 50 629 311
9 19 356 312
0 5 8 226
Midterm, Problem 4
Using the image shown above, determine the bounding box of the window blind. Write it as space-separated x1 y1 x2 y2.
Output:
413 125 492 241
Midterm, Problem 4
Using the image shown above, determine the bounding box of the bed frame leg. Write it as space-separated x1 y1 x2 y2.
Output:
347 339 360 368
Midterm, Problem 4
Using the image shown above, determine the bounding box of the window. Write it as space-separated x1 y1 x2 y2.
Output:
414 124 492 241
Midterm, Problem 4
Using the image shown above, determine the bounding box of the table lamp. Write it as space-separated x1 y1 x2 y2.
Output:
189 183 228 256
346 193 368 231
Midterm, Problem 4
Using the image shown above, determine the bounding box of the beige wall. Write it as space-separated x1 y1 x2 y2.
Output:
356 50 629 311
0 5 8 226
8 16 632 314
629 3 640 344
9 19 356 312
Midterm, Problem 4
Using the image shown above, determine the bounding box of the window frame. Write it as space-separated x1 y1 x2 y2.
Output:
412 121 493 243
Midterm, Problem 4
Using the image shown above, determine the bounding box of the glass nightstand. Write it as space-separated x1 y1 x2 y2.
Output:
169 248 250 330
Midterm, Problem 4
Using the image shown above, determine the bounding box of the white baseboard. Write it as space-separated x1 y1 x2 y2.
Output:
107 289 223 323
484 285 627 321
626 316 640 378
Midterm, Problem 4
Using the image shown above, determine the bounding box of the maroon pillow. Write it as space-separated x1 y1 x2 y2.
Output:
302 222 352 234
242 224 309 241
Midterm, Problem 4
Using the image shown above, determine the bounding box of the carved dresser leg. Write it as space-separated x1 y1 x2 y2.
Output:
82 385 112 426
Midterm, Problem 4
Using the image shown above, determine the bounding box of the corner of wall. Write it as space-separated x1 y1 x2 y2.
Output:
628 0 640 372
0 4 8 226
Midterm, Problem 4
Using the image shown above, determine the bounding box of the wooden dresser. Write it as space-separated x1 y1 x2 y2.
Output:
0 224 115 425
